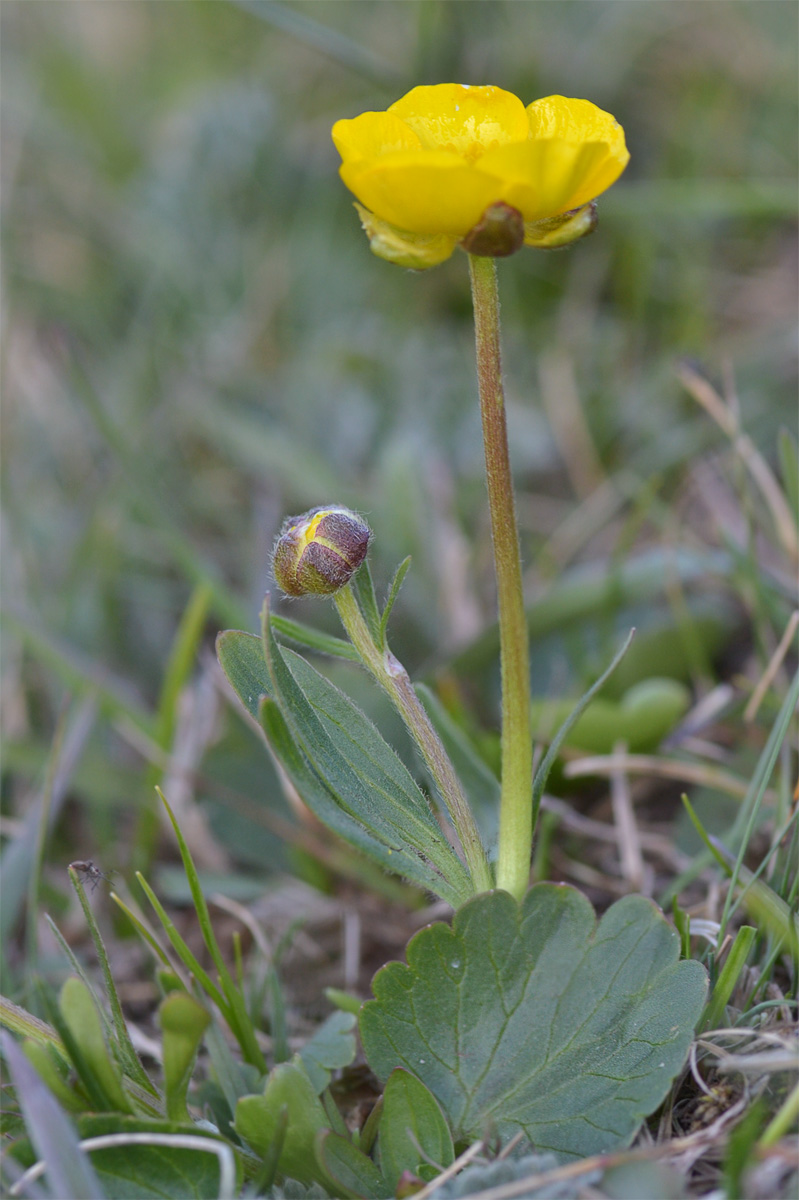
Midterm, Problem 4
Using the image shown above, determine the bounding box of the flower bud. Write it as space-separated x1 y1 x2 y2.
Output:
273 506 372 597
461 202 525 258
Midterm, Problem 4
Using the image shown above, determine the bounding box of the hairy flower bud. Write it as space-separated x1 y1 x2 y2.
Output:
273 506 372 597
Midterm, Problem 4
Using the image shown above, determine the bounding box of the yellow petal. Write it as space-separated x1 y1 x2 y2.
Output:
332 111 422 165
353 203 457 270
388 84 529 162
478 136 627 220
340 150 507 235
526 95 627 150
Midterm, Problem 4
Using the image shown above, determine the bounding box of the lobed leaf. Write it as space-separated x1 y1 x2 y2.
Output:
361 886 707 1162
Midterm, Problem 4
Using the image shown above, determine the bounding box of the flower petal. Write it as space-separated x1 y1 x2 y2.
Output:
332 111 422 165
526 95 627 149
389 84 529 162
479 136 627 220
340 150 507 235
353 203 457 269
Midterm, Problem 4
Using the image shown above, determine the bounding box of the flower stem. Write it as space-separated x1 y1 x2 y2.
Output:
334 583 493 895
468 254 533 901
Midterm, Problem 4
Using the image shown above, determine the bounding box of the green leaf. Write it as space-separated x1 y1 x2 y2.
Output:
283 649 470 892
2 1031 106 1200
379 557 411 645
702 925 756 1031
159 992 211 1122
351 561 381 646
155 789 266 1073
314 1130 391 1199
68 866 156 1095
361 887 707 1163
379 1069 453 1191
324 988 363 1016
22 1039 85 1112
58 978 133 1114
259 606 471 906
271 616 361 662
234 1060 330 1185
79 1115 237 1200
298 1011 358 1094
216 630 273 720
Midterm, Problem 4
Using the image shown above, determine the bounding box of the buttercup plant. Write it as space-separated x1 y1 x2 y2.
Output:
330 84 629 899
214 81 709 1176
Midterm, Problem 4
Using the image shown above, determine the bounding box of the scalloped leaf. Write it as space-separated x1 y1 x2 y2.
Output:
361 887 707 1162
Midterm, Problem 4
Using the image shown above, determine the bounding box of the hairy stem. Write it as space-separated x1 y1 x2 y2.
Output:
334 584 492 895
468 253 533 901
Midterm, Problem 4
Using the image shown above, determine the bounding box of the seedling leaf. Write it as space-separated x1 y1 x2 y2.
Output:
379 1068 454 1191
315 1129 391 1199
298 1011 357 1093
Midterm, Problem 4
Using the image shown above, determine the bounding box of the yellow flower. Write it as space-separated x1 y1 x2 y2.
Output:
332 84 629 268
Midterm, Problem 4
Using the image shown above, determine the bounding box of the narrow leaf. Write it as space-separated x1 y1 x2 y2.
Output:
702 926 757 1031
379 557 412 645
271 615 360 661
351 560 382 646
260 601 471 905
68 867 155 1094
216 630 272 720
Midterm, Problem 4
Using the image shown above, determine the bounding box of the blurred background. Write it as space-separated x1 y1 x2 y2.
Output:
1 1 796 939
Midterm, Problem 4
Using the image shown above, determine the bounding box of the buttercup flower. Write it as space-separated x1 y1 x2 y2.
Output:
332 84 629 268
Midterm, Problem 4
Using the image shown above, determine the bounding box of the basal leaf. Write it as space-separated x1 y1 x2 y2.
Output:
76 1115 235 1200
379 1069 453 1191
314 1130 390 1200
235 1060 330 1186
361 887 707 1162
298 1011 357 1094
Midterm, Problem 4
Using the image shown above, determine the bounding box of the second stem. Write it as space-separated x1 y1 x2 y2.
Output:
468 253 533 901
